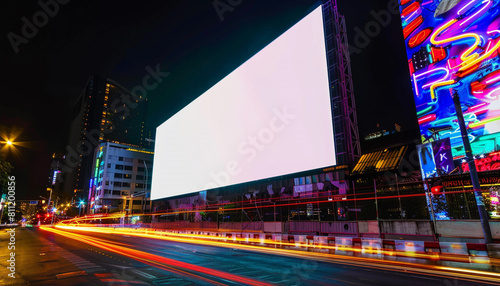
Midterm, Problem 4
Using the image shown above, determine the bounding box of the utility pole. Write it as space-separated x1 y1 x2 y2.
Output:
451 89 493 243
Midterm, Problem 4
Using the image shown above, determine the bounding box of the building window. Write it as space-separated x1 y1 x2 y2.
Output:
113 182 122 187
112 190 121 195
105 181 109 186
124 165 133 171
135 183 144 188
122 182 130 187
305 176 312 184
107 163 111 168
312 175 318 183
115 164 123 170
118 157 124 161
114 173 123 179
121 191 129 196
137 167 145 172
123 174 131 179
136 175 144 180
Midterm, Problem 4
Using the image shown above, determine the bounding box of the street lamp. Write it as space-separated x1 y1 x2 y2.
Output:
1 138 15 154
46 188 53 209
78 201 86 216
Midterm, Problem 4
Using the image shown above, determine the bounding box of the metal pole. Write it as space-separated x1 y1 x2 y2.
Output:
425 180 438 241
351 180 360 238
51 198 58 225
47 188 52 209
274 202 276 222
374 179 380 237
396 173 403 219
0 202 4 224
143 161 148 213
452 89 492 243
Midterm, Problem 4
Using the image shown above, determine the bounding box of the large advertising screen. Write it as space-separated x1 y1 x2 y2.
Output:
151 6 336 200
400 0 500 158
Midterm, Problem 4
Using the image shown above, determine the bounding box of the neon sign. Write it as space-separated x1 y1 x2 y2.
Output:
400 0 500 158
461 151 500 172
52 170 60 185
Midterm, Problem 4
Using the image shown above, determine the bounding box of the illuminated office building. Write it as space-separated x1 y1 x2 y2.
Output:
88 142 153 214
63 75 153 200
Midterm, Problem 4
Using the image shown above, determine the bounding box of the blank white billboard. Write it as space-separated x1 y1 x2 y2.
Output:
151 6 335 200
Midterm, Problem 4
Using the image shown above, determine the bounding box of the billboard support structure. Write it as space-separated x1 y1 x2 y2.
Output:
452 89 493 243
323 0 361 167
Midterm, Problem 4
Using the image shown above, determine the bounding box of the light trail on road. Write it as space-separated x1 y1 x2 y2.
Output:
45 225 500 285
40 226 271 286
54 224 497 266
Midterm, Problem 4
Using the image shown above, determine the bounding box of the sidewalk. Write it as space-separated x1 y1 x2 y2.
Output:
0 227 105 285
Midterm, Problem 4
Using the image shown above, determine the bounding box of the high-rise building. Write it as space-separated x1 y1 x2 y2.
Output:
63 75 152 201
47 152 64 195
88 142 153 214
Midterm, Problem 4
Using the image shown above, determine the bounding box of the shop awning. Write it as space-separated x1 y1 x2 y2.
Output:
352 145 407 174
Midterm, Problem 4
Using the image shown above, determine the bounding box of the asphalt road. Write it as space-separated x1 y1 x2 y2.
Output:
0 227 498 285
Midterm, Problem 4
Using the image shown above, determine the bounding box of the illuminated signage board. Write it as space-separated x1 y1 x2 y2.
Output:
461 151 500 172
417 138 454 179
400 0 500 158
52 170 60 185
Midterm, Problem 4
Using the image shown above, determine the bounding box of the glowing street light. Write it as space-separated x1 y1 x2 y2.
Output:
78 201 86 216
6 140 13 146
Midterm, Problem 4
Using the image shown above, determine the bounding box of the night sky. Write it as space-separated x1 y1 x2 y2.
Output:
0 0 416 200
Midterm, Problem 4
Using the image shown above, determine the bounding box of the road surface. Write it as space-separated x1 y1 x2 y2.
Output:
0 226 498 285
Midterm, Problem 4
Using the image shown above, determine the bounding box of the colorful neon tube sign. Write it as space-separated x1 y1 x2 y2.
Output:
400 0 500 158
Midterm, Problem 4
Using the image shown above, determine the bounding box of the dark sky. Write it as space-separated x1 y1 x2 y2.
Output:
0 0 416 200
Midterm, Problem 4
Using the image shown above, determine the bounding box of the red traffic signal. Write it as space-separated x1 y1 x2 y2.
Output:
37 214 40 218
431 185 444 194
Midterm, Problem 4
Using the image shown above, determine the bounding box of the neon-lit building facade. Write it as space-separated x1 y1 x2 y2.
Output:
88 142 153 214
400 0 500 158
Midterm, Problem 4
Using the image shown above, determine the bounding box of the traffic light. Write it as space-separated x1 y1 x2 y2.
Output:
431 179 444 195
431 185 444 195
37 214 40 218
